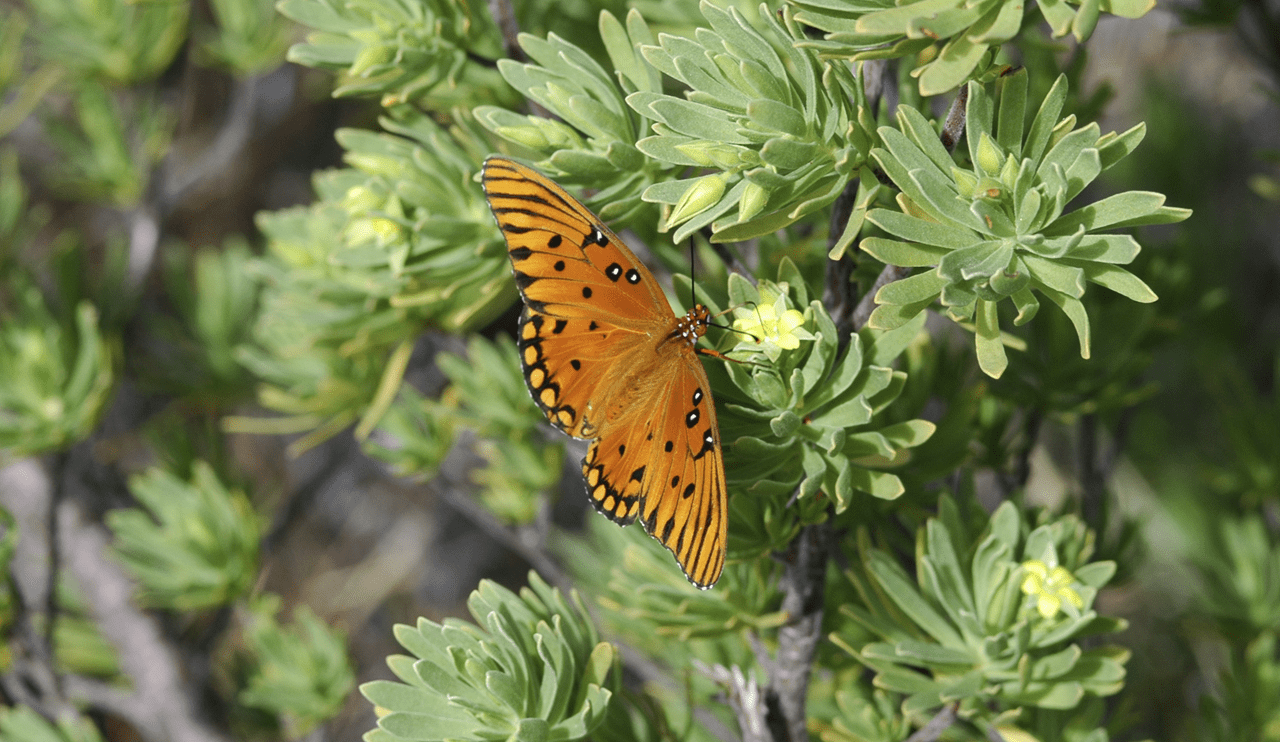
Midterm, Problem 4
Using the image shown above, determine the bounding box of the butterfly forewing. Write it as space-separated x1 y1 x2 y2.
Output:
483 156 727 588
482 158 670 325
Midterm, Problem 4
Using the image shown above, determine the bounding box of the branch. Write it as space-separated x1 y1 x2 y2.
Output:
694 662 769 742
1 458 73 718
905 703 958 742
262 434 359 557
486 0 524 64
851 264 910 331
763 521 833 742
57 498 231 742
1078 413 1104 532
939 85 969 154
824 178 860 343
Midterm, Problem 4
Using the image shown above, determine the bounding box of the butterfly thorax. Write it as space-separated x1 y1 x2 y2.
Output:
665 304 712 349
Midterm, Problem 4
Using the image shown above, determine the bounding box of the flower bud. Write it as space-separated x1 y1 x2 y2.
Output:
668 174 726 227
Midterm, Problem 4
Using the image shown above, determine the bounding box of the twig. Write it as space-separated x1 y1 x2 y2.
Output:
824 178 860 343
0 458 72 719
905 703 958 742
851 264 910 331
694 662 769 742
486 0 524 63
704 231 754 278
1078 414 1104 533
434 477 574 595
939 86 969 154
43 451 69 681
764 522 833 742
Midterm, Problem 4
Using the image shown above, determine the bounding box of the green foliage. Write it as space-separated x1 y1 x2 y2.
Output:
0 707 103 742
0 291 114 458
0 0 1220 737
363 386 457 480
107 462 261 610
198 0 291 72
834 499 1127 731
50 577 121 678
474 9 670 223
790 0 1155 96
627 2 873 243
362 573 617 742
816 684 909 742
42 82 171 207
863 69 1190 377
1196 515 1280 636
147 239 261 398
241 109 513 448
278 0 511 106
569 517 787 647
0 147 44 269
1196 631 1280 742
238 594 355 738
712 266 934 520
435 335 565 523
27 0 187 83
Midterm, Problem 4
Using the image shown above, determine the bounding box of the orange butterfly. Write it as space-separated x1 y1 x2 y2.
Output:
481 157 727 588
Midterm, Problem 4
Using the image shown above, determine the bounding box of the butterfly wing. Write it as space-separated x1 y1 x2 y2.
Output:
582 350 727 588
483 157 673 438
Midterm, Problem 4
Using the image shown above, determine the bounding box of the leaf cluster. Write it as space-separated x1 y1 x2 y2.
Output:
0 290 114 458
791 0 1155 96
107 462 261 610
864 69 1189 377
362 574 620 742
834 499 1127 730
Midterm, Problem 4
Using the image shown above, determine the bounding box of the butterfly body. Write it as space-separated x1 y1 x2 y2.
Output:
482 157 727 588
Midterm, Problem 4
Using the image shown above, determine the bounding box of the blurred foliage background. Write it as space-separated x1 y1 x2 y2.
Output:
0 0 1275 740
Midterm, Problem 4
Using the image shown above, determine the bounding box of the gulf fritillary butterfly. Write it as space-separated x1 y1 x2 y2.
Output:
481 157 727 588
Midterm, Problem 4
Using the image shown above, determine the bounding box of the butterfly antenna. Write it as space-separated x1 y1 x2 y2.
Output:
689 237 699 310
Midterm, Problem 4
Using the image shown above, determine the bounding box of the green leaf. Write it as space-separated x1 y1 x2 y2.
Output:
868 552 965 646
918 34 988 96
1080 263 1157 302
974 298 1007 378
868 210 977 250
1047 190 1190 233
876 269 948 305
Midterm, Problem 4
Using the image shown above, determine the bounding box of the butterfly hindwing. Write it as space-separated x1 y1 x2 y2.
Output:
517 307 646 438
580 352 726 588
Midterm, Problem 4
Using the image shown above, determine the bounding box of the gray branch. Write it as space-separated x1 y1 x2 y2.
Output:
57 498 231 742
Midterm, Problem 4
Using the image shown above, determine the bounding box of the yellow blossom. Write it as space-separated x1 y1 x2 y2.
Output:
732 286 811 362
1020 559 1084 618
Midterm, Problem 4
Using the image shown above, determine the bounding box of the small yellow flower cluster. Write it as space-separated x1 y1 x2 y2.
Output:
1020 559 1084 618
732 286 812 362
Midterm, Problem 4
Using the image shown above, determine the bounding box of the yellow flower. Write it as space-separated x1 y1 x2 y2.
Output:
732 286 811 362
1020 559 1084 618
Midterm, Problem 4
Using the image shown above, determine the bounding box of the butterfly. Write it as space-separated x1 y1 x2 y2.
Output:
481 157 727 588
